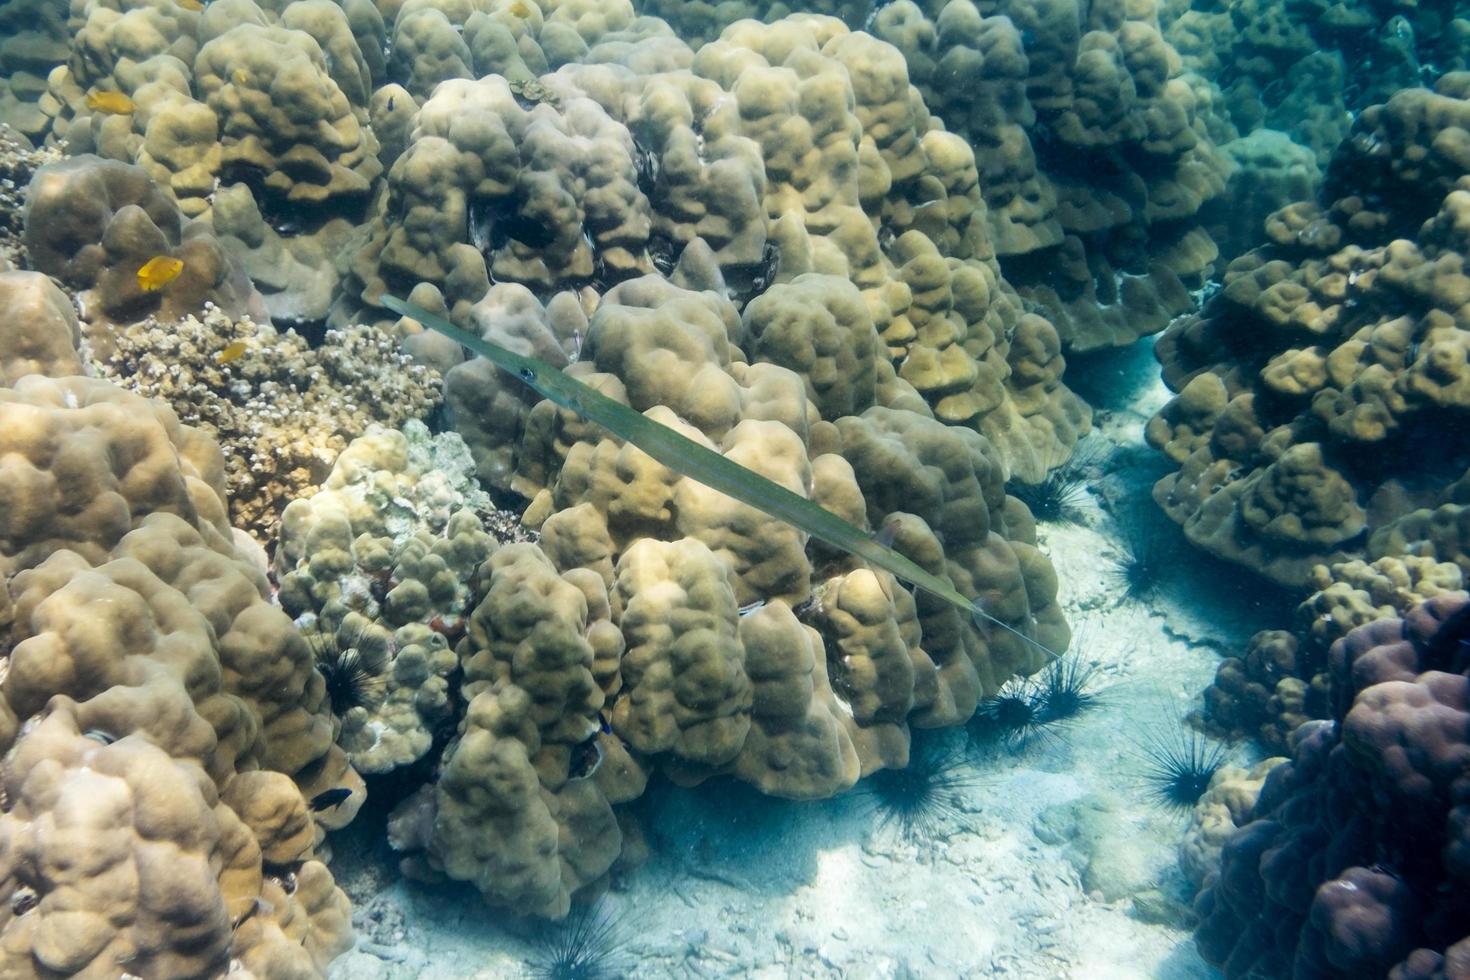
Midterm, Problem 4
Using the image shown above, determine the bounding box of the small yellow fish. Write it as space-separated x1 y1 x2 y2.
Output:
508 0 531 16
216 340 248 364
137 256 184 292
177 0 204 11
86 90 135 114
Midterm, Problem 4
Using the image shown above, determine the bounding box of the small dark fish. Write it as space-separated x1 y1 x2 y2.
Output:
309 787 352 811
569 736 604 780
632 137 659 198
751 239 780 294
387 96 395 111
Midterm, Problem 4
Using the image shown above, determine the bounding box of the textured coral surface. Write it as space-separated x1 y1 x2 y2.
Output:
1149 76 1470 587
0 285 361 975
1195 595 1470 978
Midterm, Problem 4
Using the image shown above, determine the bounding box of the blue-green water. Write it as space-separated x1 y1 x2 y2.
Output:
0 1 1464 977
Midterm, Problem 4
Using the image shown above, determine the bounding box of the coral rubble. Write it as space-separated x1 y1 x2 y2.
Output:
94 304 441 539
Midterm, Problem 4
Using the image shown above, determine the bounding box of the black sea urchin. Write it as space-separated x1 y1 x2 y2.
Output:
1134 721 1229 813
307 628 386 717
1034 650 1107 724
527 901 628 980
969 676 1054 754
860 740 974 843
1009 439 1107 526
1107 502 1174 604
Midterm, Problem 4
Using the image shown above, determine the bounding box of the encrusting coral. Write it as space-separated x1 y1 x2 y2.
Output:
0 271 360 975
1148 75 1470 588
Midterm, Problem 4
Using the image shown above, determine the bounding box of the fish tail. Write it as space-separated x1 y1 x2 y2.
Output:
969 600 1057 660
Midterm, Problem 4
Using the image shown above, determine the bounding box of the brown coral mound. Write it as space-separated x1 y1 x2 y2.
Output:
645 0 1229 352
370 15 1086 485
24 154 265 343
0 297 360 975
1194 594 1470 978
1148 77 1470 588
385 269 1069 915
1198 555 1464 748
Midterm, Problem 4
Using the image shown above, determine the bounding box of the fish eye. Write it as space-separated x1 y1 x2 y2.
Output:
518 367 536 382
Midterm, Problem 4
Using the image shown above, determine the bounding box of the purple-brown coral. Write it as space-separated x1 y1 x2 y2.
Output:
1194 594 1470 978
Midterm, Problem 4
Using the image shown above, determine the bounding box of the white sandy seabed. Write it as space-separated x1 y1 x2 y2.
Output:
328 347 1286 980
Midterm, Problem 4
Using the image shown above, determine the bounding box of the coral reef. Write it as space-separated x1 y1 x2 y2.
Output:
870 0 1229 351
1194 594 1470 977
92 304 441 540
641 0 1230 352
0 271 360 975
0 0 68 142
15 0 393 329
1164 0 1470 165
364 15 1089 482
1148 76 1470 588
1204 126 1319 265
276 421 498 774
1198 555 1464 749
385 273 1068 915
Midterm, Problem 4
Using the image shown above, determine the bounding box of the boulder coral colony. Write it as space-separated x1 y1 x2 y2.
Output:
0 0 1464 975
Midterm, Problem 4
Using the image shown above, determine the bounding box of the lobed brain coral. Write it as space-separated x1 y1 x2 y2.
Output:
641 0 1231 351
1195 594 1470 977
0 273 361 975
1147 75 1470 588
